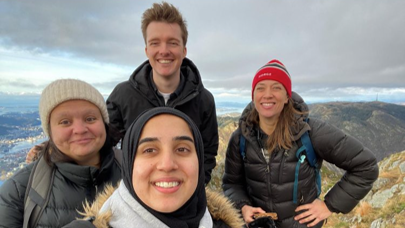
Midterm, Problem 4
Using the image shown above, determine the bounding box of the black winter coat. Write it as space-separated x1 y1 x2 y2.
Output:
106 58 218 183
222 92 379 228
0 148 121 228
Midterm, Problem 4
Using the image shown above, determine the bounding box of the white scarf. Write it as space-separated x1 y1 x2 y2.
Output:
100 180 213 228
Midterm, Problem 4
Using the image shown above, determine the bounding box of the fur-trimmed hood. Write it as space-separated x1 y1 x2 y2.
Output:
77 185 244 228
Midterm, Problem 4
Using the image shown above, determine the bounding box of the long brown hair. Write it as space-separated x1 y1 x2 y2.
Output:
247 97 304 152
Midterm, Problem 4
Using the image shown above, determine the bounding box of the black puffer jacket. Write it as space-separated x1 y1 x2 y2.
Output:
0 148 121 228
222 92 379 228
106 58 218 183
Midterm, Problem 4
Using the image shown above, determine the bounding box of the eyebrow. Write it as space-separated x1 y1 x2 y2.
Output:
138 137 159 145
168 38 181 42
174 136 194 143
138 136 194 145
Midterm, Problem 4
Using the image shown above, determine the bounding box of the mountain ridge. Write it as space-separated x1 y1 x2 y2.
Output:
308 101 405 161
210 101 405 227
215 101 405 162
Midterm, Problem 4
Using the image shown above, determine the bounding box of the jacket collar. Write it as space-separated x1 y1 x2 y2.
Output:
128 58 204 106
55 148 115 187
77 185 244 228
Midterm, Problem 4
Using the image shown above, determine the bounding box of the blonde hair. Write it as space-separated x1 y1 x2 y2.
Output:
141 1 188 45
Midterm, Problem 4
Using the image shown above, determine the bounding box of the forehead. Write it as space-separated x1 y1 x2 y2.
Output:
51 100 99 115
49 100 101 119
256 80 282 86
141 114 192 136
145 21 183 41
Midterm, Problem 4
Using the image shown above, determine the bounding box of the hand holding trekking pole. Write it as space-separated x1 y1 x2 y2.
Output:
294 198 332 227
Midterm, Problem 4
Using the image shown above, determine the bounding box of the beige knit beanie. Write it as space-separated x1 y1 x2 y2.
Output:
39 79 109 136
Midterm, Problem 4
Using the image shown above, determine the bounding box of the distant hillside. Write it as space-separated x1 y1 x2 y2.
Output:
0 112 40 126
309 101 405 161
209 101 405 191
0 111 41 136
215 101 405 161
210 102 405 227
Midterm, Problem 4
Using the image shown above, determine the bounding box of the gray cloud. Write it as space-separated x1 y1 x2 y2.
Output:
0 77 44 91
0 0 149 65
0 0 404 102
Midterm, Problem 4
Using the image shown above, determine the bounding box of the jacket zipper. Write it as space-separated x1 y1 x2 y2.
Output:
278 149 288 184
171 90 199 108
267 149 277 212
261 148 270 173
255 131 274 212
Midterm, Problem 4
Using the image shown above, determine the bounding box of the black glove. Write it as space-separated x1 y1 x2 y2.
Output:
248 216 277 228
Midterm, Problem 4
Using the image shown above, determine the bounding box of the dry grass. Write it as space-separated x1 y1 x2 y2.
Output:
211 120 405 227
379 169 401 179
355 202 373 217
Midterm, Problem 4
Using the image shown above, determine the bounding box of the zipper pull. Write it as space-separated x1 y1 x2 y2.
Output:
261 148 266 160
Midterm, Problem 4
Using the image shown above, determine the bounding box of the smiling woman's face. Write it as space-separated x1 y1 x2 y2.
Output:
132 114 198 213
253 79 288 123
49 99 105 167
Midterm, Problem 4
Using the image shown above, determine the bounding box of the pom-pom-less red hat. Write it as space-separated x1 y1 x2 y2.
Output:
251 59 292 99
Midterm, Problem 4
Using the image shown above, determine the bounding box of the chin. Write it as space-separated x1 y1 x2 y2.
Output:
153 198 185 213
155 205 180 213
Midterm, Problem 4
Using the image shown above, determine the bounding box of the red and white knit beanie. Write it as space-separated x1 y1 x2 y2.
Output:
251 59 292 99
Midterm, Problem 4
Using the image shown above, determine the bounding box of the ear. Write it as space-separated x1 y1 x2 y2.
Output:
183 46 187 57
145 47 148 56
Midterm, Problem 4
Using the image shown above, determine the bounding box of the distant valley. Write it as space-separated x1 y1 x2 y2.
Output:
210 101 405 191
1 100 405 226
1 100 404 181
215 101 405 163
209 101 405 227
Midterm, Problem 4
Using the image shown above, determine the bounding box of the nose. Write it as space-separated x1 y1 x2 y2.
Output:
156 149 178 172
72 120 88 134
263 87 274 98
158 43 170 55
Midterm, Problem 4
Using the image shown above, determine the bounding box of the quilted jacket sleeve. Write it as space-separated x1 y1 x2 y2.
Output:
106 85 126 146
0 166 31 228
309 118 379 214
199 90 219 184
222 129 251 209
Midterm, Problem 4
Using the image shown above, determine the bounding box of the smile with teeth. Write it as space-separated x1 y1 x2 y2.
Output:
261 102 275 107
154 181 180 188
158 59 172 64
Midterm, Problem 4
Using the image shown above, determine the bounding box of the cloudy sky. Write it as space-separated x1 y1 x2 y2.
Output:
1 0 404 105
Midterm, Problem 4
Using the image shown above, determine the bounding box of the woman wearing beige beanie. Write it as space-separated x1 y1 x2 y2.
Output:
0 79 121 228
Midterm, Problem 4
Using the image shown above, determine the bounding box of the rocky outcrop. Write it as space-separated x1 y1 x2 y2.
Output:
323 151 405 227
211 102 405 227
